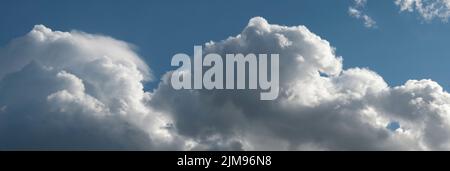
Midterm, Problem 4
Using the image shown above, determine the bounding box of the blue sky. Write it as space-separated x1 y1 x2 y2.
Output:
1 0 450 91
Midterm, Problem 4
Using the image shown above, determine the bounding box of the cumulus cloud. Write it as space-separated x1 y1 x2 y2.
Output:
0 25 179 150
349 0 377 28
151 17 450 150
2 18 450 150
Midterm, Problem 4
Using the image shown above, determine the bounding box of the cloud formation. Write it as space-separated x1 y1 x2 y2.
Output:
152 17 450 150
395 0 450 21
350 0 450 24
0 25 178 150
1 18 450 150
349 0 377 28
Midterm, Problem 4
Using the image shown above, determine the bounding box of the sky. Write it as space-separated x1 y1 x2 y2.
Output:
2 0 450 150
2 0 450 90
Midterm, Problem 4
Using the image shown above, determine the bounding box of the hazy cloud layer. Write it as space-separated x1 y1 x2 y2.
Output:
1 18 450 150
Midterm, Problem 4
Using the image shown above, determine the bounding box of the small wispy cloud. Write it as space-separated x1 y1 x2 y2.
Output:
395 0 450 22
349 0 377 28
353 0 450 24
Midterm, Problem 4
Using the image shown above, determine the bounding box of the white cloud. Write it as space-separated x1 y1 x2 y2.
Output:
349 0 377 28
352 0 450 23
355 0 368 7
395 0 450 21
